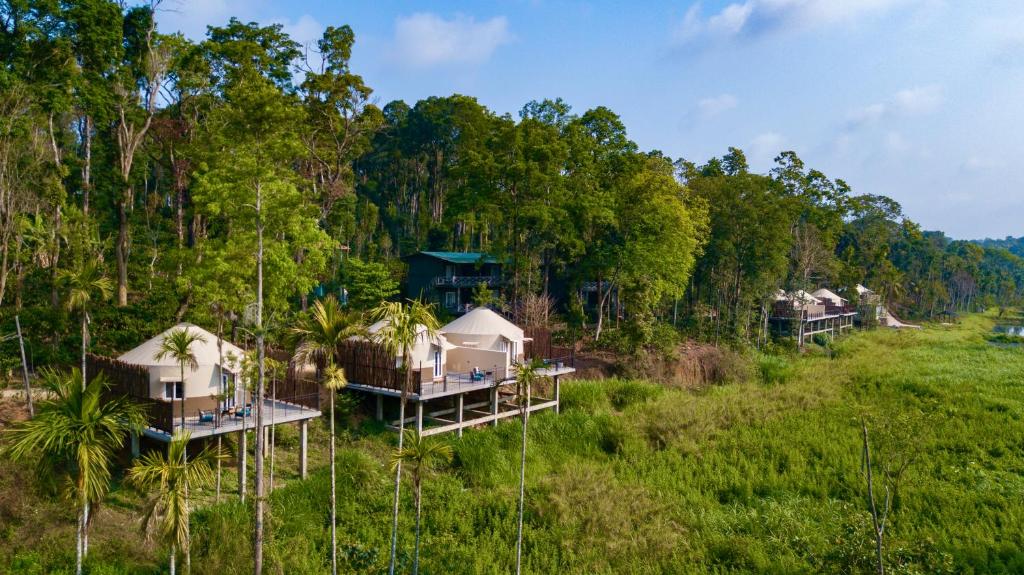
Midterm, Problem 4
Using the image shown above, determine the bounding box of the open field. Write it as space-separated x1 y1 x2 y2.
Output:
3 314 1024 574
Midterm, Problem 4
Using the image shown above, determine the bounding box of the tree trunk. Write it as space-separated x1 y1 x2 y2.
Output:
515 381 531 575
388 392 407 575
169 544 176 575
329 386 337 575
254 183 265 575
216 436 222 503
116 198 129 306
81 116 92 216
76 503 84 575
81 315 88 390
863 423 885 575
15 315 32 417
413 479 422 575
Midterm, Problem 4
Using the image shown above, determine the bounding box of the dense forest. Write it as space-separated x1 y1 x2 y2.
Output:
1 1 1023 369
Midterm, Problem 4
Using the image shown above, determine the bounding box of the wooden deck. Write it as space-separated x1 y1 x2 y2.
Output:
140 398 321 442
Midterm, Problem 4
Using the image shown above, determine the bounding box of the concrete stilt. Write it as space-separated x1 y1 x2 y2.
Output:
490 387 499 427
456 394 464 438
554 376 561 414
376 395 383 421
299 419 308 480
415 401 424 434
238 430 247 501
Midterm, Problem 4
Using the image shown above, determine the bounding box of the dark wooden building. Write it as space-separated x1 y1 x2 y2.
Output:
404 251 503 313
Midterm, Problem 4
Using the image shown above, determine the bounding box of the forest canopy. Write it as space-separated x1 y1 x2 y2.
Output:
1 1 1022 367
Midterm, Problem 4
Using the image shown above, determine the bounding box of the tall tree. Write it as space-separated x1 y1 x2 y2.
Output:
290 295 363 575
390 430 453 575
58 260 112 387
131 431 221 575
369 299 440 575
2 369 146 575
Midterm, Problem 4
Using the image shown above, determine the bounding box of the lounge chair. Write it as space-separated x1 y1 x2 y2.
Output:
198 410 215 423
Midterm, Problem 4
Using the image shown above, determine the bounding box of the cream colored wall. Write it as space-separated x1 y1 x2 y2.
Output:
446 347 508 376
147 364 223 401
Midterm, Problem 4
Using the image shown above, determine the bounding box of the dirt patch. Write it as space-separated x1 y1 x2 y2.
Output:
572 342 751 389
0 397 30 431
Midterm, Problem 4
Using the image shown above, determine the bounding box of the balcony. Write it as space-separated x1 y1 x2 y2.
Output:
433 275 503 288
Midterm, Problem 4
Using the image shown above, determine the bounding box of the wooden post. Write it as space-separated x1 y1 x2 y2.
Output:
456 394 464 438
299 419 308 480
376 395 383 421
415 400 424 434
15 315 32 417
490 387 499 427
239 430 247 501
130 432 140 459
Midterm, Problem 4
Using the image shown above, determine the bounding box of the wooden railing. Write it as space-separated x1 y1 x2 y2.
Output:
87 353 176 433
335 339 409 394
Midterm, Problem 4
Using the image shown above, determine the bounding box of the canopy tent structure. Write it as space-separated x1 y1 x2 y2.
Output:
811 288 848 307
440 307 525 349
118 322 244 372
774 289 822 309
364 319 455 368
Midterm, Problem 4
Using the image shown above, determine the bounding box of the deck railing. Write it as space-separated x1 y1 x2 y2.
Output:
433 275 503 288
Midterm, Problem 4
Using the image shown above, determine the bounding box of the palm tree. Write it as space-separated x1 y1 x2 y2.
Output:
154 326 208 431
290 295 363 575
130 432 221 575
369 299 440 575
57 261 113 389
513 359 547 575
2 369 146 575
390 430 453 575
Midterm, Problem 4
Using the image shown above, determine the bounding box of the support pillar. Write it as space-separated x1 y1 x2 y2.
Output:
554 376 561 414
238 430 247 501
415 401 424 434
299 419 308 480
490 387 499 427
130 432 140 459
456 394 464 438
376 395 383 421
263 425 270 460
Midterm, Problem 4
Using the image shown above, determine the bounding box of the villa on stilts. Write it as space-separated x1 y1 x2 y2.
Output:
340 307 575 437
89 323 321 481
769 288 858 346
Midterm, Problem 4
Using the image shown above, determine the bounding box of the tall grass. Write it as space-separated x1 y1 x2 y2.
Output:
5 314 1024 573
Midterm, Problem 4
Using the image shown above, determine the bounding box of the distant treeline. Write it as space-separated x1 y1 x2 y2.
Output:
1 2 1022 368
974 236 1024 259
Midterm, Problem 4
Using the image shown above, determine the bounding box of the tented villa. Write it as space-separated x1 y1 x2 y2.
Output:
769 288 857 345
342 307 575 437
90 323 321 476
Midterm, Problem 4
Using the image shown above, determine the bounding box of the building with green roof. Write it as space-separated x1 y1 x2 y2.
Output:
403 251 504 313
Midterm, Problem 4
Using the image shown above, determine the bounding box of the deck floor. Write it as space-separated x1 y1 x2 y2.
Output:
142 398 321 442
347 366 575 401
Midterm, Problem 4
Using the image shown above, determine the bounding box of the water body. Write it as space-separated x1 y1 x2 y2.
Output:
993 324 1024 336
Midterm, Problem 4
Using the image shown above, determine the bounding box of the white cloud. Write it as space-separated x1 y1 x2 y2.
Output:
390 13 513 68
846 84 943 129
697 94 739 118
892 85 943 114
673 0 921 44
157 0 238 41
963 156 1002 172
750 131 785 166
279 14 324 48
883 131 910 154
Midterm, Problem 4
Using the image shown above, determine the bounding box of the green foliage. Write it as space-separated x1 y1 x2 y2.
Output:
757 353 794 385
342 258 399 310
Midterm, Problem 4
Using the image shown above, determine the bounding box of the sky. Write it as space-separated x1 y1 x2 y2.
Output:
156 0 1024 240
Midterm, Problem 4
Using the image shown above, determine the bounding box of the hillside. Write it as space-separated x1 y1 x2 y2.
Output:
974 236 1024 258
3 314 1024 574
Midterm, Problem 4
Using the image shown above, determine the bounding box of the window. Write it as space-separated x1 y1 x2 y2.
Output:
164 381 183 400
445 291 457 309
433 349 442 378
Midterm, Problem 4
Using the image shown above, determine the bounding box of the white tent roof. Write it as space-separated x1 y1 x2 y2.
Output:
812 288 847 304
775 289 821 304
366 320 454 350
441 307 524 342
856 284 874 295
117 323 244 373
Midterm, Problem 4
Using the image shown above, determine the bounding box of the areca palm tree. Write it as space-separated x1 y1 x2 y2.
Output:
369 299 440 575
289 295 363 575
130 432 221 575
58 261 113 389
513 359 547 575
154 326 208 431
390 430 453 575
2 368 146 575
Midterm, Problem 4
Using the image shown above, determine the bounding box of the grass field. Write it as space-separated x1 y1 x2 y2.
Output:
3 313 1024 574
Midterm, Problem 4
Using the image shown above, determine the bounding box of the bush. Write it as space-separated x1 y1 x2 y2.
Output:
812 332 832 347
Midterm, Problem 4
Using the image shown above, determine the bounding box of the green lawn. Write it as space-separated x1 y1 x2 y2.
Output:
4 314 1024 574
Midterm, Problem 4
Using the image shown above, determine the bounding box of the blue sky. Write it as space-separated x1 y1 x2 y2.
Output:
157 0 1024 239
